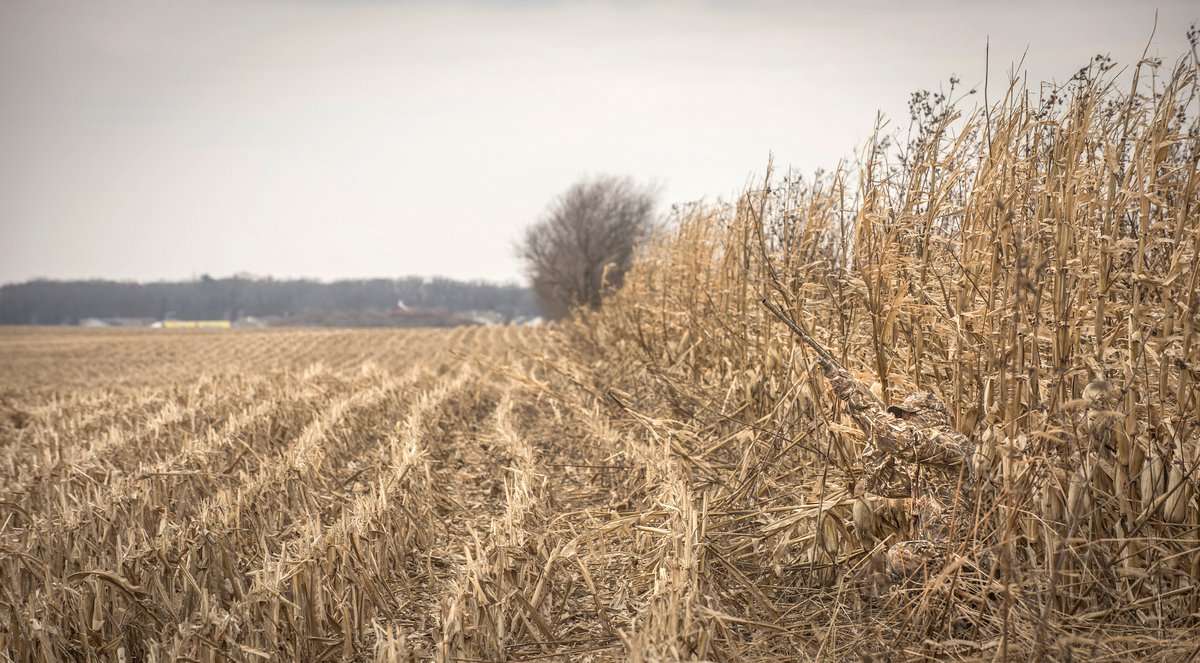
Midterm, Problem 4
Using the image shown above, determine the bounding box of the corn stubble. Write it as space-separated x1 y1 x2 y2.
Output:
3 49 1200 661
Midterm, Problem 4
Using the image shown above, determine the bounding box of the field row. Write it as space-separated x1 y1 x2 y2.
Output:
3 324 783 661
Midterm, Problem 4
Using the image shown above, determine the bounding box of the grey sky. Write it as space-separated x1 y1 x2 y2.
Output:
0 1 1193 285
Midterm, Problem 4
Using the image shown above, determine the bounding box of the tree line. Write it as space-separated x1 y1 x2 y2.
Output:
0 275 539 325
3 175 657 326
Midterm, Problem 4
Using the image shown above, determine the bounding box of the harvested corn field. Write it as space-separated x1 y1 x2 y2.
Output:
0 325 556 661
4 52 1200 663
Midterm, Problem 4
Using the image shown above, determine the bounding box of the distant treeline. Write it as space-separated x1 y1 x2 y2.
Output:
0 276 540 325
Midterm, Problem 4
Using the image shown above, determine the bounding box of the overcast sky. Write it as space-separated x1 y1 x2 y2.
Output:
0 1 1194 285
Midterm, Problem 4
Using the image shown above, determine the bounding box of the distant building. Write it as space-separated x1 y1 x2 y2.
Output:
161 320 232 329
469 311 504 326
78 317 156 328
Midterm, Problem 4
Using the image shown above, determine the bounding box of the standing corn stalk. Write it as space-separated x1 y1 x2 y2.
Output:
762 297 975 580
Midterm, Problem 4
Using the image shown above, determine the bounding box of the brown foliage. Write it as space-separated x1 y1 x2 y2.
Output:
554 49 1200 658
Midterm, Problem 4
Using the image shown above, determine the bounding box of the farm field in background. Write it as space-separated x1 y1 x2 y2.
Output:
1 325 609 661
5 325 739 662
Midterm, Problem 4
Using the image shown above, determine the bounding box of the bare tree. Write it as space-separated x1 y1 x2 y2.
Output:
518 176 657 319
